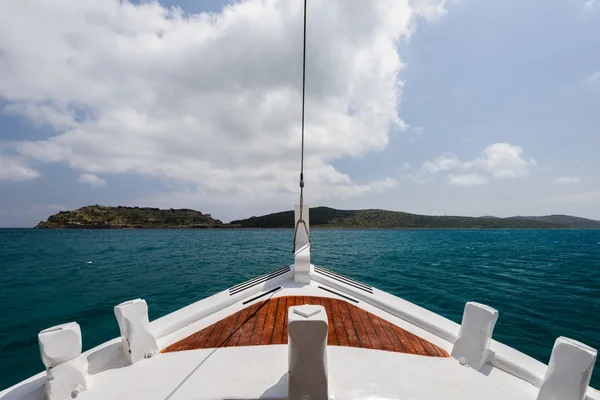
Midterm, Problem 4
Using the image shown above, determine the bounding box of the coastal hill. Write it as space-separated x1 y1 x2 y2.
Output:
36 205 235 229
231 207 600 229
35 205 600 229
512 215 600 229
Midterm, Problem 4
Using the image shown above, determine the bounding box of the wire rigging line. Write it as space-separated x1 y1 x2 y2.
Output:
293 0 310 253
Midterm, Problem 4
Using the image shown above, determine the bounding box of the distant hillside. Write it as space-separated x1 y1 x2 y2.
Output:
36 205 600 229
518 215 600 229
231 207 600 229
36 205 237 229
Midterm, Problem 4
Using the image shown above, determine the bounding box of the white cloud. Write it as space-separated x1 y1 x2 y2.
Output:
321 177 398 199
78 173 107 187
588 71 600 83
421 142 536 183
0 155 40 182
422 153 470 173
411 0 451 20
447 173 488 186
583 0 599 11
554 176 582 184
475 143 536 179
0 0 449 208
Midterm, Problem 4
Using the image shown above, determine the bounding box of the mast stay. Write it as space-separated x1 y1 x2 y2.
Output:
293 0 310 253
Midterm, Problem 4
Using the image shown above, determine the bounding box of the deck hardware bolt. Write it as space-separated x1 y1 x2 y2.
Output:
71 385 82 398
145 349 157 359
458 357 468 366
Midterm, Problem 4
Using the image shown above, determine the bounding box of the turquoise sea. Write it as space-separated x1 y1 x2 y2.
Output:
1 228 599 391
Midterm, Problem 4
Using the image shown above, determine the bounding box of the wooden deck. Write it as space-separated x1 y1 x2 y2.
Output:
161 296 449 357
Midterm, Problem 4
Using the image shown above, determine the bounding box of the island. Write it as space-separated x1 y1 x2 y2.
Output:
36 205 600 229
36 205 239 229
231 206 600 229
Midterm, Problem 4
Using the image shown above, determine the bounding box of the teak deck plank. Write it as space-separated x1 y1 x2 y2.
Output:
161 296 449 358
370 311 395 352
323 298 339 346
235 302 261 346
202 317 228 349
225 306 250 347
337 301 360 348
281 297 290 345
357 308 383 350
216 313 239 347
248 299 269 346
392 325 418 354
329 297 349 346
260 298 279 345
380 319 405 353
271 297 287 345
347 301 371 348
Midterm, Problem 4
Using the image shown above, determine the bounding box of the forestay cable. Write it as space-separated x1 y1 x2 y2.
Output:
293 0 310 253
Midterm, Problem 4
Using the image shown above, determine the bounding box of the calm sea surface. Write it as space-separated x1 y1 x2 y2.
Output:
1 228 599 390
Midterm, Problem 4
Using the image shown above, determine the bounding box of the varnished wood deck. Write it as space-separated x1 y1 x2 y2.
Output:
162 296 449 357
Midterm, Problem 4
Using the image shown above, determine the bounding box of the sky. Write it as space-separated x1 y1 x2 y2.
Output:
0 0 599 227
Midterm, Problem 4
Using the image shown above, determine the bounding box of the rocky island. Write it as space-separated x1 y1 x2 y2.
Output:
36 205 238 229
36 205 600 229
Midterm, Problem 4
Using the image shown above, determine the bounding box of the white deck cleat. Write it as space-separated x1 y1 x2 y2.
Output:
114 299 158 364
38 322 88 400
537 337 597 400
288 304 328 400
39 322 82 368
451 302 498 370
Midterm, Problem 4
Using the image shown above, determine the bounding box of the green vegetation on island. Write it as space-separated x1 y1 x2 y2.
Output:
36 205 238 229
231 207 600 229
36 205 600 229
